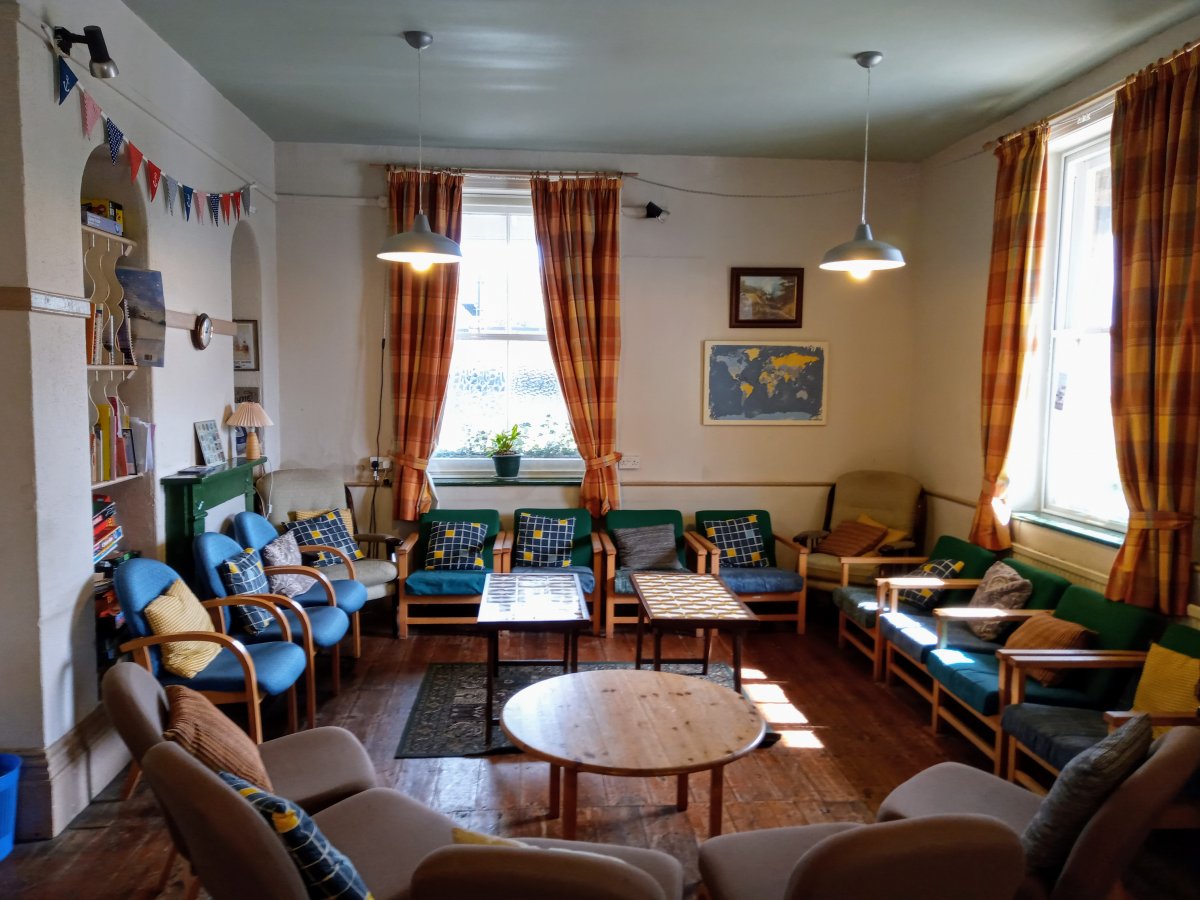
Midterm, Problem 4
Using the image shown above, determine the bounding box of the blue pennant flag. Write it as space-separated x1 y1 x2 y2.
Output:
57 58 78 105
104 118 124 164
207 193 220 225
181 185 194 221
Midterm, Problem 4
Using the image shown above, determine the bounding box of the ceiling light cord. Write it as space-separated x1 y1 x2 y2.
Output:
416 44 424 215
860 66 871 225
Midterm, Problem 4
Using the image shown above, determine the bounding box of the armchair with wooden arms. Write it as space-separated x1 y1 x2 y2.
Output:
508 507 604 634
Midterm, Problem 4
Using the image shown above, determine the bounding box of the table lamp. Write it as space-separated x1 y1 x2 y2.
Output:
227 401 272 460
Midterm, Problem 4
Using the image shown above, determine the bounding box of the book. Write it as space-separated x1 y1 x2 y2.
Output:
92 525 124 564
176 464 222 475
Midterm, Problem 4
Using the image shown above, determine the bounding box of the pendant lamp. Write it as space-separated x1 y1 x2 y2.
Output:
377 31 462 271
820 51 905 281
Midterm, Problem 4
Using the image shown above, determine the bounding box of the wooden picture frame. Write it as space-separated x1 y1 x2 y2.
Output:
233 319 260 371
729 268 804 328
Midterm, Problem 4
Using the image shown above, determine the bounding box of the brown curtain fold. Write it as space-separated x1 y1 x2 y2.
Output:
1106 45 1200 615
530 177 623 516
969 125 1049 551
387 170 464 520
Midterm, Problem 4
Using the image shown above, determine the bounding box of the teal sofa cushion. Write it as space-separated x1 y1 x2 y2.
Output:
928 648 1096 716
404 569 489 596
1001 703 1110 772
718 567 805 594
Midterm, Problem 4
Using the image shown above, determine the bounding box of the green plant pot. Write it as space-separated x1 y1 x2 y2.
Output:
492 453 522 479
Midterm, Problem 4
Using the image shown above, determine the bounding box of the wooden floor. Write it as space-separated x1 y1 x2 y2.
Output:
0 603 979 899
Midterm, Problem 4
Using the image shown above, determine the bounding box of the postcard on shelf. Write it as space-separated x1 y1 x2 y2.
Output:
193 419 226 466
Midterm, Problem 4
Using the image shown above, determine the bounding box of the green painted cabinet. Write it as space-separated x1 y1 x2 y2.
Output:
161 457 265 583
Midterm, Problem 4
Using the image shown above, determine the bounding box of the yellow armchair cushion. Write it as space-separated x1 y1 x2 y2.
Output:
144 579 221 679
1133 642 1200 737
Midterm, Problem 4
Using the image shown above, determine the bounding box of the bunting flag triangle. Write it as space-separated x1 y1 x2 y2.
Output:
104 118 124 164
242 185 252 214
181 185 193 221
79 91 100 138
145 161 162 201
208 193 220 225
127 142 144 182
232 191 242 220
57 58 79 105
219 193 231 223
194 191 206 224
164 176 178 214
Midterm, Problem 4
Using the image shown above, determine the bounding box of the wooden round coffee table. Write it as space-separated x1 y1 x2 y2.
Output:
501 668 765 838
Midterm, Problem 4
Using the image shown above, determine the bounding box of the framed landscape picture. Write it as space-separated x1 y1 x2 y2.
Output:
729 267 804 328
703 340 827 425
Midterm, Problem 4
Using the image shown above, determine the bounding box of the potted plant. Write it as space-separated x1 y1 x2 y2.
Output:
488 424 522 478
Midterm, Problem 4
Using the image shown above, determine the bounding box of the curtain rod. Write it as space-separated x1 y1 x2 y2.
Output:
369 163 635 178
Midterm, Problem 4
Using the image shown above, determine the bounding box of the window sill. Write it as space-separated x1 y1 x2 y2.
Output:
1011 511 1125 548
432 475 583 487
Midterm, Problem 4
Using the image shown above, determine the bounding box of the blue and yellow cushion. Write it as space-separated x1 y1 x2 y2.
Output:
218 772 373 899
286 511 365 568
514 512 575 568
897 558 965 611
425 520 487 571
217 548 271 635
704 515 769 569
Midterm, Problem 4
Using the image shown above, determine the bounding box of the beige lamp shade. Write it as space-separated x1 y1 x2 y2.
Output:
227 402 273 459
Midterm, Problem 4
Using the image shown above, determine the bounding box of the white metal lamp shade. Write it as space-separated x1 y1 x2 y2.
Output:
819 223 905 280
376 213 462 269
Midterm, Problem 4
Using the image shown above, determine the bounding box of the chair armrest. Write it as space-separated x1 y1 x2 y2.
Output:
202 596 293 642
1105 710 1199 730
683 531 712 573
931 604 1046 646
997 650 1148 705
264 565 338 606
296 543 358 580
242 593 315 655
353 532 403 562
878 539 918 554
394 532 420 580
597 531 618 580
793 529 828 550
493 531 512 573
845 554 929 567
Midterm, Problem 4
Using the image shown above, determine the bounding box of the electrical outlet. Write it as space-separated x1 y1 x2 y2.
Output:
618 455 641 470
370 456 392 470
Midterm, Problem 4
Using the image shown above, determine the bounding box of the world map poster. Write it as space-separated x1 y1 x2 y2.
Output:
703 341 828 425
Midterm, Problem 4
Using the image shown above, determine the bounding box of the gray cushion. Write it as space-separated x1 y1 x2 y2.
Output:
1021 714 1152 875
877 761 1043 833
323 557 398 601
832 585 880 629
1000 703 1109 773
258 726 378 814
966 561 1033 640
718 567 805 594
612 525 685 571
701 823 861 900
261 531 318 598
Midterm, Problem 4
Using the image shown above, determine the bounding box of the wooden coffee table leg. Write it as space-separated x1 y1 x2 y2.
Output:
548 764 560 818
634 607 645 669
732 632 743 693
562 768 578 839
485 631 497 745
709 764 725 836
702 627 712 675
676 773 688 811
654 628 663 672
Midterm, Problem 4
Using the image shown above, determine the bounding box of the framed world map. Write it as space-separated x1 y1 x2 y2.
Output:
703 341 828 425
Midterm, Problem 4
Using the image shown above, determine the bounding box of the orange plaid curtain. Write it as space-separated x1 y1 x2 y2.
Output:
387 170 464 520
1106 45 1200 615
530 176 623 516
968 125 1049 551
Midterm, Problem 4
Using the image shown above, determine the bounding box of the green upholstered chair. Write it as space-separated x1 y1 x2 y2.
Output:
598 509 707 637
509 508 603 634
926 584 1163 774
832 534 997 681
693 509 808 634
395 509 503 638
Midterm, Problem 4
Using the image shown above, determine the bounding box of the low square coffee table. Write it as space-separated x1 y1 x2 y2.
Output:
476 572 590 743
630 571 758 693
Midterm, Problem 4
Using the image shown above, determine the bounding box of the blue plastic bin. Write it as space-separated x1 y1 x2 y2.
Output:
0 753 20 861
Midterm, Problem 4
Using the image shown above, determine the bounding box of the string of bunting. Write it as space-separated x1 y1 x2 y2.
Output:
56 55 252 226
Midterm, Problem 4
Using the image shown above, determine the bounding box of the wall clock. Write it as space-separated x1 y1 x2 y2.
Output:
191 313 213 350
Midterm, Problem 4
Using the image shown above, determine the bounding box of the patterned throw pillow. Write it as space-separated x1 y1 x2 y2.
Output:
1005 615 1095 686
425 520 487 571
514 512 575 568
144 579 221 679
261 531 318 598
814 520 887 557
219 772 372 899
703 515 769 569
285 511 365 568
1132 643 1200 737
1021 714 1151 876
896 558 966 611
290 507 356 538
965 561 1034 640
611 524 684 570
165 685 272 788
217 547 272 635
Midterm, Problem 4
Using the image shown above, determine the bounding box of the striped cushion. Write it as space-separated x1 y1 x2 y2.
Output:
704 515 769 568
144 580 221 679
815 520 887 557
1006 615 1094 686
218 547 272 635
219 773 371 899
286 510 365 568
1133 642 1200 737
425 521 487 571
164 685 271 788
513 512 575 568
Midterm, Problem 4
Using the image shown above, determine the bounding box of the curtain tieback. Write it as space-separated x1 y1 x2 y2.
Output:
1127 512 1192 531
395 453 429 471
979 475 1008 496
585 452 622 471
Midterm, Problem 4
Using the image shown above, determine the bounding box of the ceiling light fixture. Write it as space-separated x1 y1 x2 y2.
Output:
819 50 905 281
377 31 462 271
53 25 119 78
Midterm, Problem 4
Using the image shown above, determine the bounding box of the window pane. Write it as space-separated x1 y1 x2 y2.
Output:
1058 149 1113 333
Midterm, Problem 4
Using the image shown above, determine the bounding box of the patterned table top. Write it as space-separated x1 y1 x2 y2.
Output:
477 573 589 625
629 572 756 622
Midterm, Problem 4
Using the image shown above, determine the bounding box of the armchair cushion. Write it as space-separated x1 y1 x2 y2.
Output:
897 558 965 611
217 547 272 635
927 649 1097 716
290 506 356 537
702 515 770 568
717 567 806 594
404 569 489 596
612 524 685 571
285 511 364 568
159 641 307 696
856 514 908 550
219 772 372 899
164 685 272 788
1132 642 1200 735
425 520 487 571
1000 703 1110 772
261 531 317 598
966 562 1033 640
144 579 221 679
1006 616 1095 686
814 520 886 558
513 512 575 568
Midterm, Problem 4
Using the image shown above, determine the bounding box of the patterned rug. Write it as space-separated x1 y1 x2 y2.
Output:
396 661 740 758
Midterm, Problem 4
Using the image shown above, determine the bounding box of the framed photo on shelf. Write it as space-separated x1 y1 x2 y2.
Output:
194 419 227 466
234 385 260 405
233 319 260 371
729 267 804 328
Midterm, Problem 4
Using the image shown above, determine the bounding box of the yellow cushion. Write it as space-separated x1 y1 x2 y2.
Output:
857 513 908 550
1133 642 1200 737
451 827 528 847
290 507 355 536
144 579 221 679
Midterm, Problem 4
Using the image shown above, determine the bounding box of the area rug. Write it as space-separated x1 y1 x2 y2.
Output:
396 661 740 758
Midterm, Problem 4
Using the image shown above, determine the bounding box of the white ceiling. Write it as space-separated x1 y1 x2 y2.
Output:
120 0 1200 162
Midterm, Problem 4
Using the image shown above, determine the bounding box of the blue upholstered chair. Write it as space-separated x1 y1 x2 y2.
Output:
394 509 503 638
194 531 351 729
693 509 809 634
232 511 368 657
508 507 603 634
114 557 307 743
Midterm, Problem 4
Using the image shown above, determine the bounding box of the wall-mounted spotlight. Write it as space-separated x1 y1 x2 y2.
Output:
621 201 670 221
53 26 119 78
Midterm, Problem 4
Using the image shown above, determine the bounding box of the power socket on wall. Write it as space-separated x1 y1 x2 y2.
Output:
618 455 641 470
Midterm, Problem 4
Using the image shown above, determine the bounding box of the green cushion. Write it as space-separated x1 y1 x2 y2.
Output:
514 507 593 568
404 569 489 596
417 509 501 569
695 509 777 567
1160 622 1200 658
604 509 686 567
